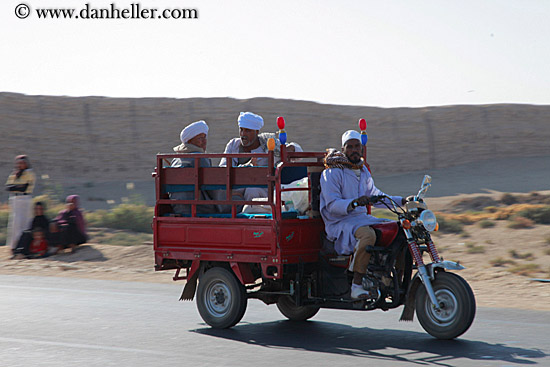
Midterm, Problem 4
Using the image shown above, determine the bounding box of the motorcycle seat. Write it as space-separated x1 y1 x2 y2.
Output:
320 232 351 268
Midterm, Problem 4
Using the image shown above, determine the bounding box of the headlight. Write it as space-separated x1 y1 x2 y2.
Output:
419 210 437 232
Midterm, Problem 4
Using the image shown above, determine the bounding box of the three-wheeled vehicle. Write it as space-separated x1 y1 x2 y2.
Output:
152 118 476 339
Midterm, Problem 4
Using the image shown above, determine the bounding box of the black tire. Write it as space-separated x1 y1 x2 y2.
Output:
196 267 247 329
416 271 476 340
276 295 320 321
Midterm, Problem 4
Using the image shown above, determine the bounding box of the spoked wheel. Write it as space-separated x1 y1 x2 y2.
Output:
415 271 476 339
276 295 320 321
196 267 247 329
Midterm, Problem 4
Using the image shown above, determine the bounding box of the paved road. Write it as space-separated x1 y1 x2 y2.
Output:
1 274 549 367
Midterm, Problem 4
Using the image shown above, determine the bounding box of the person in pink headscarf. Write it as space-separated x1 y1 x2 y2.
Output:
52 195 87 253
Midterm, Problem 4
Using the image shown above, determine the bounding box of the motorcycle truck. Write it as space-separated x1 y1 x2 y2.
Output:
152 120 476 340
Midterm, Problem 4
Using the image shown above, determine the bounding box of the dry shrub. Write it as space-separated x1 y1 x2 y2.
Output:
448 196 499 213
465 242 485 254
495 204 546 220
490 257 516 267
507 216 535 229
460 231 471 238
517 206 550 225
478 219 495 228
509 250 535 260
436 215 464 233
500 193 518 205
437 212 492 225
484 206 499 213
508 263 540 276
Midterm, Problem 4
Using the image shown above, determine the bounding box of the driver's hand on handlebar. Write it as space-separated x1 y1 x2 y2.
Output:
355 196 371 207
355 195 384 207
348 195 384 211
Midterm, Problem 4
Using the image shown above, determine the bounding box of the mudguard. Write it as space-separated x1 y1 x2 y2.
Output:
427 260 465 279
399 261 466 321
179 260 201 301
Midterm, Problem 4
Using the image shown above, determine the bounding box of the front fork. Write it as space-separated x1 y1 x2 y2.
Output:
403 226 441 310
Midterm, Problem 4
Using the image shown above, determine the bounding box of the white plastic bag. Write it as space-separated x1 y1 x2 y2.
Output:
281 177 309 214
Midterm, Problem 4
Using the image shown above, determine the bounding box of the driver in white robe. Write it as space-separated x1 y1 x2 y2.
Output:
320 130 407 299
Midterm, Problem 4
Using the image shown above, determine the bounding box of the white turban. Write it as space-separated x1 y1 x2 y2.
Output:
341 130 361 147
238 112 264 130
180 120 209 143
286 142 303 152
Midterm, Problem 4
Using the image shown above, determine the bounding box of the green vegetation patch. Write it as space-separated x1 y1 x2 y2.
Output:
516 206 550 225
478 219 496 228
465 242 485 254
437 216 464 234
507 216 535 229
86 204 153 233
95 232 152 246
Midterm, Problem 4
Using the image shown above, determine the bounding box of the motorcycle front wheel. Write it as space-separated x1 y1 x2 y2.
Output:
415 271 476 340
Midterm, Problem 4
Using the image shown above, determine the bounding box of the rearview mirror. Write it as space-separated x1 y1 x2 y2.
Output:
417 175 432 200
421 175 432 188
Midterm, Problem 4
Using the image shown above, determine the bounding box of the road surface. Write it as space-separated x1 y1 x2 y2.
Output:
1 274 548 366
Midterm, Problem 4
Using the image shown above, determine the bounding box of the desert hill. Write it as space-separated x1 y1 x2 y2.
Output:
1 92 549 205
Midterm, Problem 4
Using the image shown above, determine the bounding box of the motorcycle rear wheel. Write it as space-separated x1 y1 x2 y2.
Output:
276 296 320 321
415 271 476 340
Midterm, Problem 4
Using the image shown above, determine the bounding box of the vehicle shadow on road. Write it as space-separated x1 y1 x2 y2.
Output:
193 320 547 366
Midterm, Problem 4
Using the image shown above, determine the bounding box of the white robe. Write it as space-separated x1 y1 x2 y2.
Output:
219 138 271 201
6 195 33 249
219 138 269 167
320 166 403 255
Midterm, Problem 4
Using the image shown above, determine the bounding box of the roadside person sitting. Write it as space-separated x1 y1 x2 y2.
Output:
27 228 48 258
52 195 87 254
170 120 218 215
13 227 49 260
320 130 407 299
219 112 281 202
13 201 51 257
30 201 51 239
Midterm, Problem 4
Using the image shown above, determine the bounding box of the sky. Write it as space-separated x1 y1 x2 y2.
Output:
2 0 550 107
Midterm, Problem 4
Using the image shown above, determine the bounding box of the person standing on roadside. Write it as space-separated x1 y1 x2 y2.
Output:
5 155 35 255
